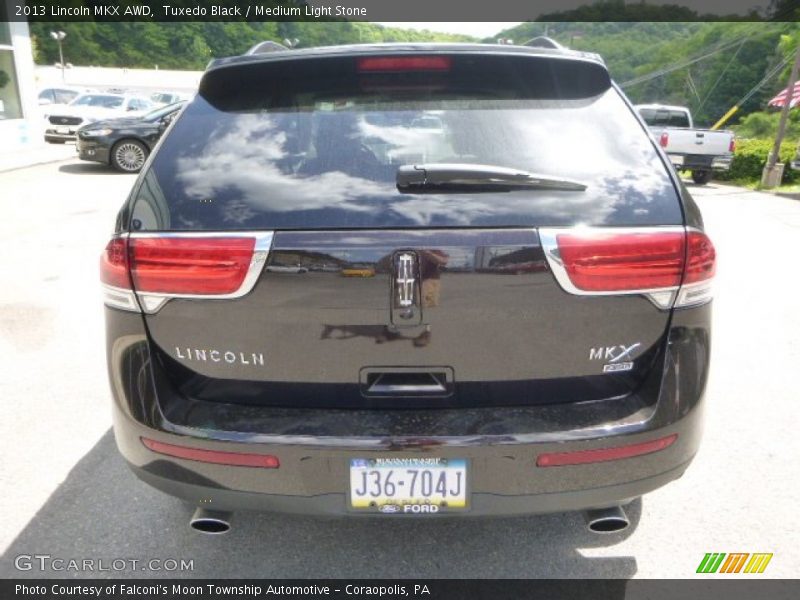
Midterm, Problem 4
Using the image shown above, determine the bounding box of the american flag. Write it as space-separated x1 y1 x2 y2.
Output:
768 81 800 109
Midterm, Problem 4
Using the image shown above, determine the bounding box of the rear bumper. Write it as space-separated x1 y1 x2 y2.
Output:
44 131 77 142
113 395 701 516
107 298 710 516
130 455 694 517
668 153 732 171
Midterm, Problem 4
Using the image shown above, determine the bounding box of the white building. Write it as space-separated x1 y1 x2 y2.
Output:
0 15 40 152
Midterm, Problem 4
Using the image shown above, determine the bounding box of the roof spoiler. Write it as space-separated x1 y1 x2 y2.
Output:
206 40 289 69
521 37 565 50
245 41 290 55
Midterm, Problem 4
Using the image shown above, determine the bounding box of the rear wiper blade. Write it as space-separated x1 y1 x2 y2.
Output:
396 164 587 193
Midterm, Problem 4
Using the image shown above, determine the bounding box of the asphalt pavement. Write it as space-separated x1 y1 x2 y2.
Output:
0 157 798 578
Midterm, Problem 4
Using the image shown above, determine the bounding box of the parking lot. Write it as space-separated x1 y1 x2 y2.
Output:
0 156 798 578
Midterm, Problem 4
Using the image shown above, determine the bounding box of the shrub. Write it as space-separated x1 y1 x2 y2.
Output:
715 138 799 184
732 110 800 140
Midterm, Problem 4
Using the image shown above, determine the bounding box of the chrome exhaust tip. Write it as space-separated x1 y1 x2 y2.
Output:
190 508 232 535
584 506 629 534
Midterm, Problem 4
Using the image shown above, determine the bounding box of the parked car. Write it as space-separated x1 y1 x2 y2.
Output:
150 91 189 107
76 101 185 172
101 42 714 533
265 264 309 274
37 86 92 106
44 93 155 143
341 265 376 277
636 104 735 185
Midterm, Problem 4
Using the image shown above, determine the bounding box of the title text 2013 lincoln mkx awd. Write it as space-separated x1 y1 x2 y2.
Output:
101 41 714 534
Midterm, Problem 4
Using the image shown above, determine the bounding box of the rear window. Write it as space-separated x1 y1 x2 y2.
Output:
72 94 124 109
639 108 691 128
130 53 681 231
151 93 177 103
56 90 79 104
143 102 184 121
128 98 153 111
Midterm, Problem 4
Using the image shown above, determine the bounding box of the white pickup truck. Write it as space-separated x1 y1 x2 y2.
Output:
636 104 735 185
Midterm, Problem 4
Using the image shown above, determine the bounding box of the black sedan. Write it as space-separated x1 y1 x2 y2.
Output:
76 102 185 172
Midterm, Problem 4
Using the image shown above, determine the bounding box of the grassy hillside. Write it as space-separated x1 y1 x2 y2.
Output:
30 21 475 71
492 21 797 127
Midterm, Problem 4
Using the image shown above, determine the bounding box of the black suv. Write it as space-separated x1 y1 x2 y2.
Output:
101 43 714 533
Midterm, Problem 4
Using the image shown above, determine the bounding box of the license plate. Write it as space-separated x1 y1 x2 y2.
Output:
349 458 468 513
56 127 72 134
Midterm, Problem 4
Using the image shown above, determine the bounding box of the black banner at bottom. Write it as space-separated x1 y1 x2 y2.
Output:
3 580 799 600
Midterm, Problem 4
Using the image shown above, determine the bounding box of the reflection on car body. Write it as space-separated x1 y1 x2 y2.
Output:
341 265 376 277
45 93 156 144
75 102 185 172
266 264 309 274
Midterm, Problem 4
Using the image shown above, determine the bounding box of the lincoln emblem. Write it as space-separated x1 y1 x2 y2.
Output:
396 252 416 307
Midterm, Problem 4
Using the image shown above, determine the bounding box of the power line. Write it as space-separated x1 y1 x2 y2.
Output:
737 52 793 106
620 36 752 88
686 72 701 102
695 36 748 112
619 25 777 89
709 52 794 130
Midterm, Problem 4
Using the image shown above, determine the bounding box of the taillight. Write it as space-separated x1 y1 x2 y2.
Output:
130 237 255 295
141 438 280 468
357 56 452 72
659 132 669 148
555 231 685 292
536 434 677 467
675 230 715 307
728 138 736 153
540 227 715 309
683 231 716 284
100 232 273 313
100 238 131 289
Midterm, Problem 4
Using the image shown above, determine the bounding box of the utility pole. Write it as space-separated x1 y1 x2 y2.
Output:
762 43 800 188
50 31 67 82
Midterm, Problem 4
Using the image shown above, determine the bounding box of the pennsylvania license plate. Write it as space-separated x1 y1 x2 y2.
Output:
349 458 468 513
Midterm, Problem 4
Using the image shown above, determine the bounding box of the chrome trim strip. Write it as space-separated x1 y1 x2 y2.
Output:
138 295 169 313
395 252 416 308
162 402 657 447
128 231 274 314
675 280 713 308
102 284 140 312
369 384 447 394
539 226 687 310
644 289 677 310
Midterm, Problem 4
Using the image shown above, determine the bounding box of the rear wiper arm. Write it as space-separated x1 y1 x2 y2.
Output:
396 163 587 193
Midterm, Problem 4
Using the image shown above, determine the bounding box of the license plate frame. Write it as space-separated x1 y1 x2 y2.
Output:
55 126 72 134
348 457 470 514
